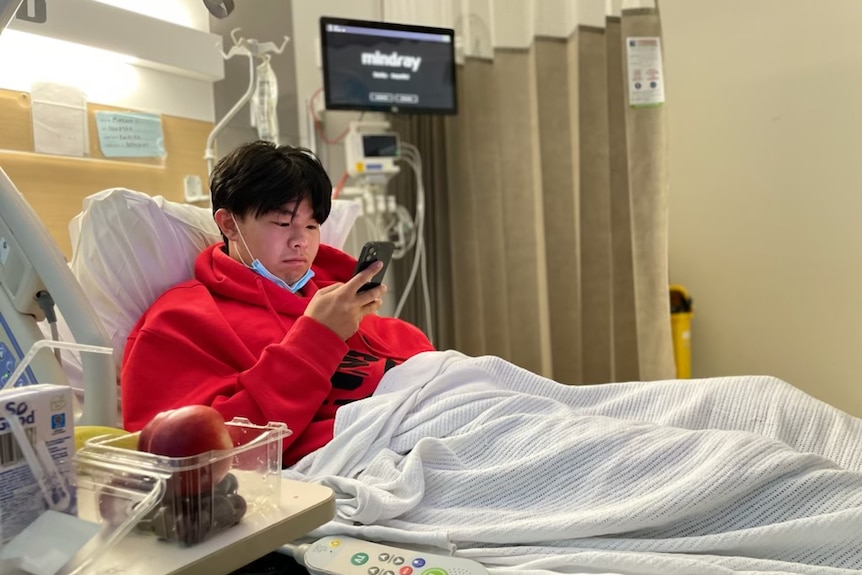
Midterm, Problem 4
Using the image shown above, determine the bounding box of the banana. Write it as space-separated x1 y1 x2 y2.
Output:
74 425 137 452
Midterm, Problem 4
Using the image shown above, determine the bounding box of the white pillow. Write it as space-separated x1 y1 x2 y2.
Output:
68 189 221 369
67 188 360 371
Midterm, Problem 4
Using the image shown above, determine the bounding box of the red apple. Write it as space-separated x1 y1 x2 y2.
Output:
138 405 234 494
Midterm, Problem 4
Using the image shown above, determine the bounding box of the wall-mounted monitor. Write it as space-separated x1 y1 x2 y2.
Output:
320 16 457 115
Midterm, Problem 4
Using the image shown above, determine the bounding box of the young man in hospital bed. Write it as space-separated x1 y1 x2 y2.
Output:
120 140 434 466
93 141 862 574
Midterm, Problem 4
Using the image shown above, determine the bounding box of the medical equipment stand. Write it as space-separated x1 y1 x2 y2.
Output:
202 28 289 183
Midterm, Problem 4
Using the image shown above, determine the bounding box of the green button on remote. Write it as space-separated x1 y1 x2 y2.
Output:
350 553 369 566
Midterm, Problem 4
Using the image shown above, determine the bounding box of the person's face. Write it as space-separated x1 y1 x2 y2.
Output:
218 198 321 285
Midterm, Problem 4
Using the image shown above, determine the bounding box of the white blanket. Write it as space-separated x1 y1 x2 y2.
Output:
284 351 862 575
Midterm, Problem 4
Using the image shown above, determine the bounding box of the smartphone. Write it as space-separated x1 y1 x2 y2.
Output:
353 241 395 293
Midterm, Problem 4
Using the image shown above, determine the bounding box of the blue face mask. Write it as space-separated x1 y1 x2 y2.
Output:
249 259 315 293
232 215 315 293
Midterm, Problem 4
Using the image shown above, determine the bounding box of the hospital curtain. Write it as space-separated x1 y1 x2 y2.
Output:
391 6 675 384
387 115 456 351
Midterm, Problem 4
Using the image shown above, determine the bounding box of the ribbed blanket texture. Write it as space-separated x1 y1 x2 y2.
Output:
284 351 862 574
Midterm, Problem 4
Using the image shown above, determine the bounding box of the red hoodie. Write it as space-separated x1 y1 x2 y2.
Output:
121 243 434 466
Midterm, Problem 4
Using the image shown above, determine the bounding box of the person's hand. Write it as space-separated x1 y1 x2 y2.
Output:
304 261 387 340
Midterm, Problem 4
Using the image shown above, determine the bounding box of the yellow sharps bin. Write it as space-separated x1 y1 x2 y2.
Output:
669 285 693 378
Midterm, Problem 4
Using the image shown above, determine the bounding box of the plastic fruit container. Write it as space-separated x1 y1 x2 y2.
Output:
75 418 290 546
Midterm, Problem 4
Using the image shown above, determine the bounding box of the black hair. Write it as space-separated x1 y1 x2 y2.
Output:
210 141 332 246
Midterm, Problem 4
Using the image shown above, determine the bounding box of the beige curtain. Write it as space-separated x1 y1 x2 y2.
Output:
391 7 674 384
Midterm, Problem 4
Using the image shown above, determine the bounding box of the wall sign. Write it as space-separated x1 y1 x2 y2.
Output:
626 37 666 108
95 111 166 158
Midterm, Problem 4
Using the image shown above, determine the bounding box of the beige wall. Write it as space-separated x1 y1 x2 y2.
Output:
662 0 862 415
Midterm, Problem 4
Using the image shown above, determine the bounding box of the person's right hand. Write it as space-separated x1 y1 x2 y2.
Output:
303 261 387 340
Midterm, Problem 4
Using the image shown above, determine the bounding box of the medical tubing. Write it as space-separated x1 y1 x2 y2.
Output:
393 155 423 319
332 170 349 199
403 145 434 345
35 290 61 362
399 146 423 250
309 88 351 144
49 322 61 365
393 204 417 256
34 291 57 323
394 146 433 344
3 340 113 391
419 232 434 345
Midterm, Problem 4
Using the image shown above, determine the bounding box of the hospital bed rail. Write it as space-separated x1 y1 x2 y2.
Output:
0 166 117 426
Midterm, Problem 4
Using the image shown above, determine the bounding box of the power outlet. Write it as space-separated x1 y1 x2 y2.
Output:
184 175 207 203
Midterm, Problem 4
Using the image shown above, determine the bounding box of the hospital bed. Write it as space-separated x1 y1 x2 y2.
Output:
0 168 116 424
4 167 862 575
0 167 352 574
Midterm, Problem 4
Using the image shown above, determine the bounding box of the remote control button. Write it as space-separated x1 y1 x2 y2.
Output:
379 553 391 561
420 569 448 575
382 571 395 575
393 557 405 565
411 558 426 568
368 568 380 575
399 567 413 575
351 553 370 566
331 539 342 547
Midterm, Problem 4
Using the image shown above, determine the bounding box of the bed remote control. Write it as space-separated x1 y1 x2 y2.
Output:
302 535 489 575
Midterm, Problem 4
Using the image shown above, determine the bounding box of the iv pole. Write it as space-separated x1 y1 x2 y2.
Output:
204 28 289 178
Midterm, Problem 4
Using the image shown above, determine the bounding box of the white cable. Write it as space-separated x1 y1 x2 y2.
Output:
393 144 433 345
49 321 61 364
402 144 434 346
279 542 310 565
390 204 416 259
393 155 423 319
398 205 418 253
382 212 399 236
419 233 434 345
374 211 387 240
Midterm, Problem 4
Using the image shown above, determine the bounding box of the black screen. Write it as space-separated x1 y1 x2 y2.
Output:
363 135 399 157
321 17 457 115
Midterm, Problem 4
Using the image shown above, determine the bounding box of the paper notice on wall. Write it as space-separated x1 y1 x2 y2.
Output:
626 37 666 108
95 111 166 158
30 82 88 157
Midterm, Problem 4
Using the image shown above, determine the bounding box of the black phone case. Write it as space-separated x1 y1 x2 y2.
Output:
354 241 395 292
